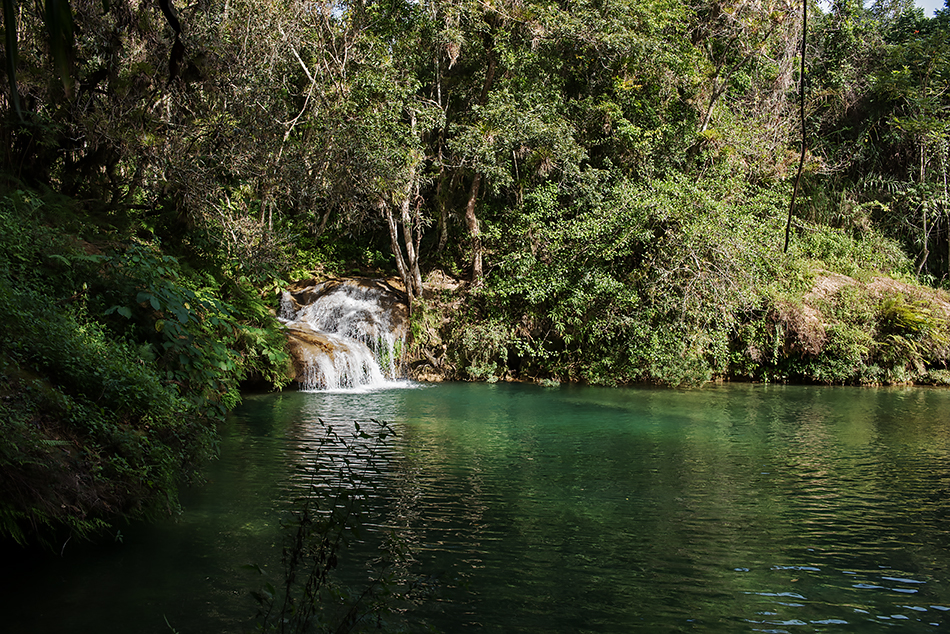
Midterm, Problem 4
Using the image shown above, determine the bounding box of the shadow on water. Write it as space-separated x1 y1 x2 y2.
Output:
4 383 950 632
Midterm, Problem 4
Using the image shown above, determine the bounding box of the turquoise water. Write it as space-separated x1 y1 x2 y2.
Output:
5 382 950 632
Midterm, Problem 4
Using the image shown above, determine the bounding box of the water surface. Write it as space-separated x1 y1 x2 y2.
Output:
5 383 950 632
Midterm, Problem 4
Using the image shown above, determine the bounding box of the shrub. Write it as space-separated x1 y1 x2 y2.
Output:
0 188 291 543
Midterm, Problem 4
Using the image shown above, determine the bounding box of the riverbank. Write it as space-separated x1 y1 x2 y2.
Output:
0 190 292 545
397 265 950 388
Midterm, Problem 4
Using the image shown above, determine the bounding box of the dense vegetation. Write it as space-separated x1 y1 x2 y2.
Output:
0 189 291 543
1 0 949 541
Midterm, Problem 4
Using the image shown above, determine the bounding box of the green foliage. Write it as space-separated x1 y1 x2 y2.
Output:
808 2 950 278
0 0 946 552
93 243 288 417
792 222 913 277
454 318 511 382
0 188 291 543
0 277 203 539
808 324 875 384
452 152 948 388
924 368 950 385
453 171 790 385
733 272 950 385
875 294 949 374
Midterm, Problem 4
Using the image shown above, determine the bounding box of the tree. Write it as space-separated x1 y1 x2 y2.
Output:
806 2 950 278
873 10 950 274
687 0 805 184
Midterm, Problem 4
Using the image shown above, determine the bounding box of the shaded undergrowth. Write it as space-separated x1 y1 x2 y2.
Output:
0 188 292 544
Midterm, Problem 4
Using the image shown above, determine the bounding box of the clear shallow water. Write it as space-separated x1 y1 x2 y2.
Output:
4 382 950 632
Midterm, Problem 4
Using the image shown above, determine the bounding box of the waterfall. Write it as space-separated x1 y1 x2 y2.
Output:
280 279 409 391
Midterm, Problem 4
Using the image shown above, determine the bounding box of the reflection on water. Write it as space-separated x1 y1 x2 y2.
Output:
5 383 950 633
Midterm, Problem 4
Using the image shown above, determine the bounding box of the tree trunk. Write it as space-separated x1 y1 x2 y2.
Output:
462 41 497 284
381 200 413 303
699 78 727 133
399 183 423 297
945 169 949 279
918 205 929 276
784 0 807 254
435 164 449 253
381 178 424 304
465 172 483 283
917 142 930 275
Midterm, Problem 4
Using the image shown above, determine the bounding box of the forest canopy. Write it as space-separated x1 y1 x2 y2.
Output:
1 1 948 282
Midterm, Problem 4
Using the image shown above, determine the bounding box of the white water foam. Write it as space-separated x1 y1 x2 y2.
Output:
281 282 407 391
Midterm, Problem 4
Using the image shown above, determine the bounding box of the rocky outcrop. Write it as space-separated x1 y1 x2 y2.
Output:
761 271 950 383
284 322 339 384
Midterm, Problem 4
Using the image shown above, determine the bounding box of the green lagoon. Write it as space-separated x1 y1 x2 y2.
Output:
6 382 950 632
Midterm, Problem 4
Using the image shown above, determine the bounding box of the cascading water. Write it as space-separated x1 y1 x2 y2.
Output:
279 279 409 391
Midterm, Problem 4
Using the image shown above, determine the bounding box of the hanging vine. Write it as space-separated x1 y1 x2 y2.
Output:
784 0 808 253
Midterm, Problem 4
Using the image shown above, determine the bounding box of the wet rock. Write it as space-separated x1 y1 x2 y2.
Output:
280 278 409 389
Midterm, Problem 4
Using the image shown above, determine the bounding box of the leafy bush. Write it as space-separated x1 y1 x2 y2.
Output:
732 276 950 385
0 275 204 541
793 222 912 278
456 171 789 385
92 243 291 417
452 167 944 387
0 189 292 543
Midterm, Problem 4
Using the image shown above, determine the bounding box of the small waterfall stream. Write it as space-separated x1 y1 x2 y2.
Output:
279 279 409 391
